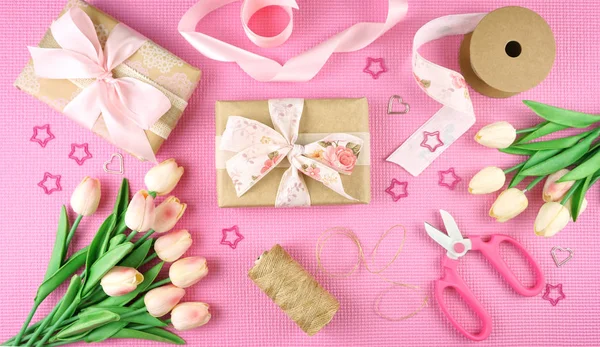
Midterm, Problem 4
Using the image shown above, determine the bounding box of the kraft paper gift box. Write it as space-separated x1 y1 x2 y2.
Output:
14 0 201 161
216 98 371 207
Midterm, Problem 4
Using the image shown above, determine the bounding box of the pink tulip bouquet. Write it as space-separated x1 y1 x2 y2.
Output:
469 101 600 237
5 159 210 346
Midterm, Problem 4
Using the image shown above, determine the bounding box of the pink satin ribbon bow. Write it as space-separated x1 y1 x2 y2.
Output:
179 0 408 82
220 99 363 207
28 8 172 162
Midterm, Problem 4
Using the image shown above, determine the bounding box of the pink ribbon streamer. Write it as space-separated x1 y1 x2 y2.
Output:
179 0 408 82
220 99 363 207
386 13 486 176
28 8 172 162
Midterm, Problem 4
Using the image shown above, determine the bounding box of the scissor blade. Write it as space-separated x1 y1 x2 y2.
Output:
424 222 453 252
440 209 463 242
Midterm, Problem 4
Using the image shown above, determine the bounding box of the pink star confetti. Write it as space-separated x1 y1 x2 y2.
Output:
542 283 565 306
420 131 444 152
438 168 461 190
385 178 408 202
38 172 62 195
363 57 387 79
221 225 244 249
68 143 93 166
30 124 55 148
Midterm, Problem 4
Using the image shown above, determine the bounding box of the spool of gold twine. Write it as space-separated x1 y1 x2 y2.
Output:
248 244 339 336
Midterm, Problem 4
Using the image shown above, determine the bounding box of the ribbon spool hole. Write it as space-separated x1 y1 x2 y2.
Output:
247 6 290 37
505 41 522 58
459 6 555 98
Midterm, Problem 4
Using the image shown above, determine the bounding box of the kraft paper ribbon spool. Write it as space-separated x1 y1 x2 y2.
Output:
248 244 339 336
459 6 556 98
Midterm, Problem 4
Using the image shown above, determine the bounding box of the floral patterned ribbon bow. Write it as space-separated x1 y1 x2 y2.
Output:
220 99 363 207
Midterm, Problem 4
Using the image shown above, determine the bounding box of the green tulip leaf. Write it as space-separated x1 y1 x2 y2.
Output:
34 246 88 303
82 242 134 296
110 327 185 345
499 147 536 156
108 234 127 251
523 100 600 128
44 206 70 280
113 178 130 217
510 130 593 151
558 148 600 182
129 296 146 309
51 275 82 325
508 149 562 188
516 121 569 144
83 307 168 327
84 321 128 343
56 310 120 339
119 238 153 268
93 262 164 308
519 129 600 177
86 213 117 275
114 213 129 236
570 175 594 222
121 313 167 327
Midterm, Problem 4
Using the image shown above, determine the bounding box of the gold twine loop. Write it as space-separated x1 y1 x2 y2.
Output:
316 225 429 321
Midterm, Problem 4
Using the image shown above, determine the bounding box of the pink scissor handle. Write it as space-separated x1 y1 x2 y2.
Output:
470 234 545 297
435 259 492 341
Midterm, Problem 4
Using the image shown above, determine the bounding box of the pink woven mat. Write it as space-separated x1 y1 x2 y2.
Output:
1 0 599 346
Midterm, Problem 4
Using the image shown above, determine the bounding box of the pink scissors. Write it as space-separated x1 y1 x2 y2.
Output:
424 210 545 341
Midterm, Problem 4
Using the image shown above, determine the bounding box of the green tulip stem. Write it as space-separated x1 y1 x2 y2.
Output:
516 121 547 134
12 301 41 345
65 215 83 247
35 299 78 347
46 341 79 347
134 230 156 248
23 299 61 347
2 320 42 345
125 230 138 243
146 278 172 291
503 161 526 174
525 176 546 192
560 180 585 205
516 126 541 134
141 252 159 266
19 311 76 345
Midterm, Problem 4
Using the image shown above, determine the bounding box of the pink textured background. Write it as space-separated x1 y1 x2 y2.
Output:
1 0 599 346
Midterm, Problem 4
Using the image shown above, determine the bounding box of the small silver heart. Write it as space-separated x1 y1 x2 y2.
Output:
387 95 410 115
103 153 124 175
551 246 573 268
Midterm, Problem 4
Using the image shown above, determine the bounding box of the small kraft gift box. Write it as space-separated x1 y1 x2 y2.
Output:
15 0 201 162
216 98 371 207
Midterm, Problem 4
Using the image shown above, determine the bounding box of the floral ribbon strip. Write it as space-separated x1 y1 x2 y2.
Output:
220 99 363 207
178 0 408 82
386 13 487 176
28 7 173 162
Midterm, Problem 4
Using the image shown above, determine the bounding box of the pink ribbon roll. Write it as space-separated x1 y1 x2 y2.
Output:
179 0 408 82
28 8 172 162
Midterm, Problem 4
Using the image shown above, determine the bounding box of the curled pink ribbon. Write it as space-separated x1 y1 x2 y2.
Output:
28 8 172 162
220 99 363 207
179 0 408 82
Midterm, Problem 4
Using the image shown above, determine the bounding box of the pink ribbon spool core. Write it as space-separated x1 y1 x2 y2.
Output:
247 6 290 38
241 0 295 48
